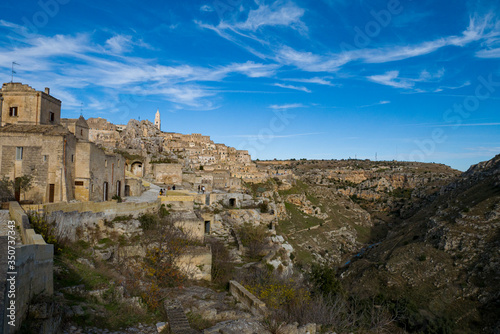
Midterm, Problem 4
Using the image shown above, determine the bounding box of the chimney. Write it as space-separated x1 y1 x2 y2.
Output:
44 87 50 95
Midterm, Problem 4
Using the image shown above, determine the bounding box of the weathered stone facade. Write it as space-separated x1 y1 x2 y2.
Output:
0 83 125 204
0 124 76 203
153 163 182 185
0 83 61 126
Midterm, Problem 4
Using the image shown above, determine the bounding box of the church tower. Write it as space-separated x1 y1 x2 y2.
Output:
154 108 161 131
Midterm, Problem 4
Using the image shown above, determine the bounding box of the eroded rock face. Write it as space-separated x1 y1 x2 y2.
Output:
119 119 165 156
339 154 500 333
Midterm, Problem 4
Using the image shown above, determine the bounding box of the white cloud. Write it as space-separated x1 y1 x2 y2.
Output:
232 1 307 32
221 61 279 78
367 71 414 89
105 35 133 54
270 14 500 73
359 100 391 108
274 83 311 93
200 5 213 12
269 103 305 109
285 77 336 86
476 47 500 58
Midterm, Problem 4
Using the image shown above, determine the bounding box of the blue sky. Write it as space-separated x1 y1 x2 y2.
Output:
1 0 499 171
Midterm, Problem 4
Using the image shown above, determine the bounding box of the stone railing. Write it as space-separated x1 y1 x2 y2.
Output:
229 280 268 317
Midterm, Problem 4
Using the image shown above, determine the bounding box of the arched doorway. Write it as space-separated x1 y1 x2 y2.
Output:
116 180 121 197
131 161 143 177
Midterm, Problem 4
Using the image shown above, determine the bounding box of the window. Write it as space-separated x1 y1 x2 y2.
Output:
16 147 23 160
75 181 84 186
49 112 55 122
105 160 108 167
71 155 74 162
80 129 83 136
43 155 48 162
9 107 18 117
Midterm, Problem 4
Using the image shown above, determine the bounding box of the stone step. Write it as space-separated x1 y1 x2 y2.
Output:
164 300 199 334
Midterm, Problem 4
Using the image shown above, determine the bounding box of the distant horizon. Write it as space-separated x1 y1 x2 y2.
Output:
1 0 499 172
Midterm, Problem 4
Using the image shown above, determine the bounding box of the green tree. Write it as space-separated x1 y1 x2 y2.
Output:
0 175 33 202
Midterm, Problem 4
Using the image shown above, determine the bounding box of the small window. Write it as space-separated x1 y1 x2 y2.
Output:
105 160 108 167
91 184 94 193
9 107 18 117
75 181 84 186
71 154 74 162
16 147 23 160
80 129 83 136
49 112 55 122
43 155 48 162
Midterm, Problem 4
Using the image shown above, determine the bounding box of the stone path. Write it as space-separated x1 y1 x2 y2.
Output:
124 183 161 203
164 300 198 334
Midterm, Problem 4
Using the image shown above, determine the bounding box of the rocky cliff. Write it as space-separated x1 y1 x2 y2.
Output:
338 155 500 333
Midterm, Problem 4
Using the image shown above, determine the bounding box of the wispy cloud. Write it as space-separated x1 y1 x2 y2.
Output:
269 103 306 109
229 1 307 33
476 47 500 58
359 100 391 108
200 5 213 12
367 71 414 89
274 83 311 93
439 122 500 127
367 68 445 89
0 25 280 109
284 76 337 86
433 81 471 92
271 14 500 73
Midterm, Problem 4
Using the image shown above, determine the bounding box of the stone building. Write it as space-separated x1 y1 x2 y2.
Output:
0 83 125 203
0 83 61 126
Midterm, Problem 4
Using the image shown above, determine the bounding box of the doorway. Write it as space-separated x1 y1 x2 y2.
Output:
103 182 108 201
49 184 55 203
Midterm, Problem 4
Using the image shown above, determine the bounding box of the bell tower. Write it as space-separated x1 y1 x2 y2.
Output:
154 108 161 131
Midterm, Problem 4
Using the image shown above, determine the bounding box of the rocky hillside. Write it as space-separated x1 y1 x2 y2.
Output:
260 160 460 267
338 155 500 333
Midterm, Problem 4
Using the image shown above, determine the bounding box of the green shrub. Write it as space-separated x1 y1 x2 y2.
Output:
138 213 159 231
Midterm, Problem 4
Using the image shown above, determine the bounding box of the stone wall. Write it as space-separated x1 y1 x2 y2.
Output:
228 280 268 317
0 83 61 126
153 163 182 185
1 202 53 333
0 128 76 203
23 198 160 216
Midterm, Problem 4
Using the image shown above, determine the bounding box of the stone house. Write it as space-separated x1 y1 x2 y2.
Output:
0 82 124 203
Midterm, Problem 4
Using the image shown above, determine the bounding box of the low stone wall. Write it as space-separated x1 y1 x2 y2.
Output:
11 244 54 328
9 202 45 245
229 280 268 317
1 202 53 333
23 199 160 217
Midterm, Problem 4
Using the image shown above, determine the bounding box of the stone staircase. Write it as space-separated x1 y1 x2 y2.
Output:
164 300 198 334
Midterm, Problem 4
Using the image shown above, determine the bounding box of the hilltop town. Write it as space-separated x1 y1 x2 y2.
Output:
0 83 498 334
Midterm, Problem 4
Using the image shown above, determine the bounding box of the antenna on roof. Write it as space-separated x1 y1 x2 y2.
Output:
80 103 83 117
11 62 20 83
